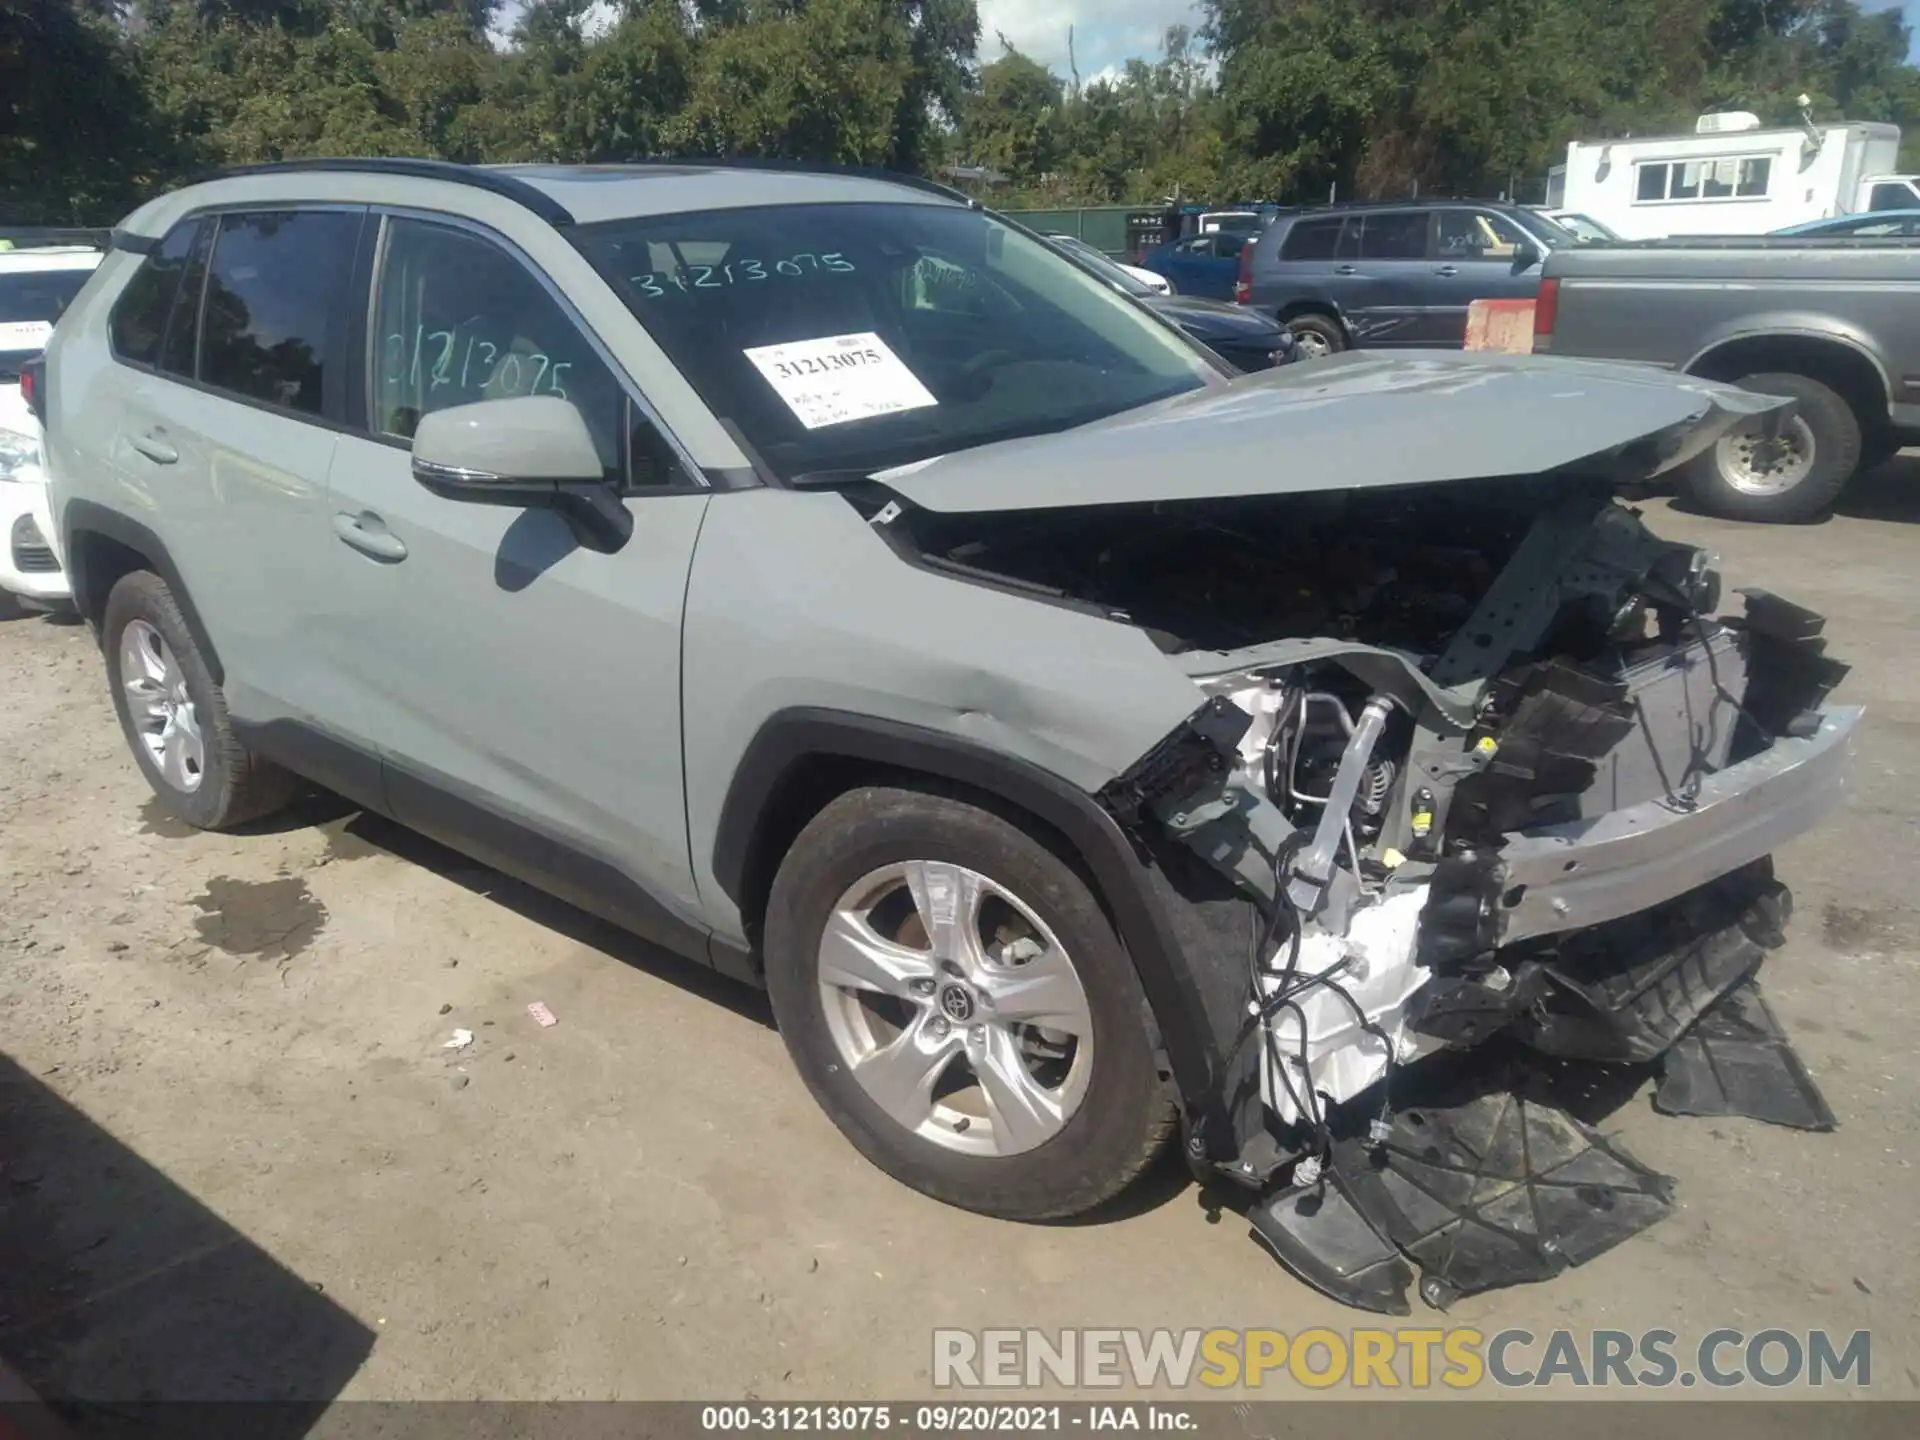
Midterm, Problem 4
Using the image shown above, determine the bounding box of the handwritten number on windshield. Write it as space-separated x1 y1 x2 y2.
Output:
630 253 855 297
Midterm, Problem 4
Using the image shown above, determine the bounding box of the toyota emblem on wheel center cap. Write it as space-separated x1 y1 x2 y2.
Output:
938 984 976 1023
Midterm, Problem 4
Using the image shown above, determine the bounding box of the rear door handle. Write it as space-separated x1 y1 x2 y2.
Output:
1433 264 1460 277
129 430 177 465
1334 264 1359 275
332 510 408 563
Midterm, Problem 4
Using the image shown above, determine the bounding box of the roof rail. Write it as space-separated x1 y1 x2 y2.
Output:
568 155 979 208
0 227 111 251
192 158 577 227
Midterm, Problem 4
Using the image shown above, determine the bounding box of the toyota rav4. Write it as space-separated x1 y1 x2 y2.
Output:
39 161 1858 1308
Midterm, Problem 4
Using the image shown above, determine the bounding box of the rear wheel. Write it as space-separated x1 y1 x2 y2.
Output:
1286 312 1346 359
763 785 1176 1220
1684 371 1860 522
102 571 295 830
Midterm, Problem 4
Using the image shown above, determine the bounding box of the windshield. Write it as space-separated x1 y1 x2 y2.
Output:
576 203 1215 484
1049 236 1157 297
1546 212 1613 244
0 266 90 380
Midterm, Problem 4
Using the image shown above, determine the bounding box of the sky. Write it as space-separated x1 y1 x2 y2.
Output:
975 0 1203 83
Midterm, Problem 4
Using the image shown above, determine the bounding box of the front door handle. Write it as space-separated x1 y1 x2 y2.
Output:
129 430 177 465
332 510 408 562
1334 264 1359 276
1433 264 1460 276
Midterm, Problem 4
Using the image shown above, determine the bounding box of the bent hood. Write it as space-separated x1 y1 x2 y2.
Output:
873 350 1783 515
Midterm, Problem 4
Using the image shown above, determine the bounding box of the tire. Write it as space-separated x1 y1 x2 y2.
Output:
102 570 296 830
1286 312 1346 359
0 589 24 622
1683 371 1860 522
763 785 1177 1221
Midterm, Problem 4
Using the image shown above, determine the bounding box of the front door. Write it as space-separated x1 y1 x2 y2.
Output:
1428 210 1546 346
323 213 712 940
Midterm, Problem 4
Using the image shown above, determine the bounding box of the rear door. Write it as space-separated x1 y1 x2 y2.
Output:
1427 209 1545 346
1338 211 1432 345
115 207 367 730
322 212 712 936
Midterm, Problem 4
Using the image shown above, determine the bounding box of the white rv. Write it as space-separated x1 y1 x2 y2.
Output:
1547 111 1920 239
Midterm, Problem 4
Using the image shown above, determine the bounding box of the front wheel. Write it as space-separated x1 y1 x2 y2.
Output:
1684 371 1860 522
763 786 1176 1221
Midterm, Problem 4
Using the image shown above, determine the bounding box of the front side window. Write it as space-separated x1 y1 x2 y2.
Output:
1435 211 1527 259
200 210 361 416
370 218 660 486
1358 212 1429 260
107 220 199 367
1868 181 1913 211
575 202 1214 485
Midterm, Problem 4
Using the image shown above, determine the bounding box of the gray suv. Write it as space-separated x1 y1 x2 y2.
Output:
39 162 1856 1294
1239 201 1568 357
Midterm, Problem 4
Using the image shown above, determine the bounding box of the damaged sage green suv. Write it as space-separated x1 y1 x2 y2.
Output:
43 162 1856 1298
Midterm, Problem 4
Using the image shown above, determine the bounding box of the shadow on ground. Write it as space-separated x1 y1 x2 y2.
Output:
1832 452 1920 523
0 1053 373 1436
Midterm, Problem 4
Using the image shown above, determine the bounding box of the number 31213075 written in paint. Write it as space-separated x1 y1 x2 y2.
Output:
630 253 857 297
383 328 573 401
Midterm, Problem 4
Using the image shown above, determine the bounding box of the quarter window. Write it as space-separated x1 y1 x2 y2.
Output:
200 210 361 416
1280 218 1343 261
370 218 678 489
108 220 200 367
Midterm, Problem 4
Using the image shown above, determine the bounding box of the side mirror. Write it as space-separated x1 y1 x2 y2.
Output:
1511 239 1543 274
412 396 631 554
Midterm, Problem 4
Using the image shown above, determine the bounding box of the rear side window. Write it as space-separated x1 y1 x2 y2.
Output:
1280 218 1343 261
108 220 200 366
1358 212 1430 260
201 210 361 417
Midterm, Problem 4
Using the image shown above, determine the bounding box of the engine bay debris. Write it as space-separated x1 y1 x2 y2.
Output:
939 477 1859 1309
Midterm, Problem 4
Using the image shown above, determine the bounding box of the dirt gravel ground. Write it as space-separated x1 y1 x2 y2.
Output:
1 471 1917 1407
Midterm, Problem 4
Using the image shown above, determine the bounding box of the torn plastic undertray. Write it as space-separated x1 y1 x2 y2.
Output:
1654 976 1836 1131
1250 1059 1674 1315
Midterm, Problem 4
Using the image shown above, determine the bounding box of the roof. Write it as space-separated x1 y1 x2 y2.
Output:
1276 198 1536 219
0 247 104 272
489 163 959 225
117 158 964 237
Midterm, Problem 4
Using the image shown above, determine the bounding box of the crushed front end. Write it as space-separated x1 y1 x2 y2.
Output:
880 461 1858 1311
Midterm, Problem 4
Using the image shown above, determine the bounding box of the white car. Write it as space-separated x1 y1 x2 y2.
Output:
1045 234 1171 294
2 239 101 614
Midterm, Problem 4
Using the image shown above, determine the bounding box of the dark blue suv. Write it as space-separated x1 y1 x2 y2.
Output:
1238 202 1574 357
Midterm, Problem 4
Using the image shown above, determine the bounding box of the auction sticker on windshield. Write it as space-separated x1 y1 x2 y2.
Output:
744 332 937 430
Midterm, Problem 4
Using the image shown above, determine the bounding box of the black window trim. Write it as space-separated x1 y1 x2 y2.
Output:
105 215 200 371
109 202 377 440
361 207 710 497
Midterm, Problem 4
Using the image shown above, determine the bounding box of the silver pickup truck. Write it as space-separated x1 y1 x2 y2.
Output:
1536 237 1920 520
